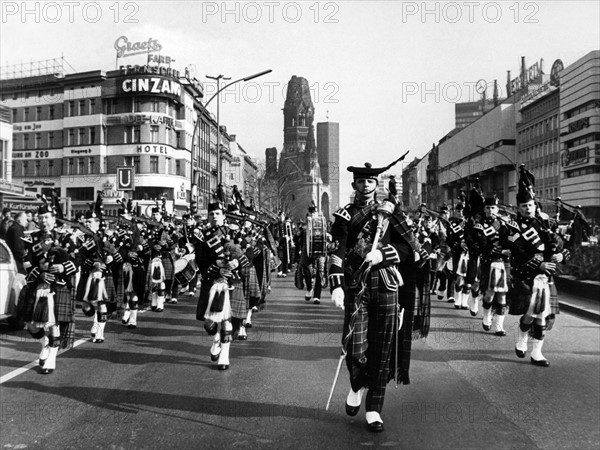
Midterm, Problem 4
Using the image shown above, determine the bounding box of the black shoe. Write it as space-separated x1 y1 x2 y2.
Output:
151 306 157 311
41 368 54 375
367 421 384 432
245 323 252 329
446 298 454 303
495 330 507 337
238 335 247 341
92 338 104 344
515 348 526 358
438 295 444 300
313 299 320 304
217 364 229 371
461 306 468 310
155 308 163 312
210 353 220 362
530 357 550 367
345 403 360 416
454 305 460 309
305 297 311 302
482 324 491 331
469 310 477 317
127 324 137 329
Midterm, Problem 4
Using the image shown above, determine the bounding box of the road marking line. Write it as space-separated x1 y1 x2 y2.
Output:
0 337 88 385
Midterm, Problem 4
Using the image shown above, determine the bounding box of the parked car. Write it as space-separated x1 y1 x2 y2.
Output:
0 239 26 330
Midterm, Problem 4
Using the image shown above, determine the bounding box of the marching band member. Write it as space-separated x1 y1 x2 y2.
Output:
473 196 511 336
509 166 568 366
463 181 486 323
77 193 123 344
446 202 473 313
118 204 147 329
297 203 328 304
19 198 78 374
196 200 249 370
329 157 426 432
145 205 176 310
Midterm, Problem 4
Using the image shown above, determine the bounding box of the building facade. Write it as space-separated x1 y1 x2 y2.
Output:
516 69 561 206
559 50 600 220
316 121 340 210
0 62 257 217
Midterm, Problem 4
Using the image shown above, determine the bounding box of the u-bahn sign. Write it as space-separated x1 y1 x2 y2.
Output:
116 167 135 191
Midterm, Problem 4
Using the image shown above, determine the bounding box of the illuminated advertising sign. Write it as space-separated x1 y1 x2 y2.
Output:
120 76 182 99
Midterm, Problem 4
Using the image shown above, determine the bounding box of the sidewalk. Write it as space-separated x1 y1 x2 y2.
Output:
557 289 600 323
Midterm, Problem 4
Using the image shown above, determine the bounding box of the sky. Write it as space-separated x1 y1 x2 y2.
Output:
1 1 599 203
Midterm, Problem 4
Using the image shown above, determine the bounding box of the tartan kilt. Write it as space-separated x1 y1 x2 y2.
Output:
508 276 559 316
162 256 174 281
240 265 261 301
479 260 511 294
19 283 75 324
229 279 247 319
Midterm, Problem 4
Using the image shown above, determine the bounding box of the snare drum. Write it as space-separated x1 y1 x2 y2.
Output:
174 258 188 274
175 258 198 285
306 215 327 258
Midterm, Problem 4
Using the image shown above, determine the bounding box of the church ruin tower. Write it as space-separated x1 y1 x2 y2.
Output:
272 76 330 221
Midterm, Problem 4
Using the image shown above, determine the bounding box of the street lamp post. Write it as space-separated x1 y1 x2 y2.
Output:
205 70 272 187
190 69 272 214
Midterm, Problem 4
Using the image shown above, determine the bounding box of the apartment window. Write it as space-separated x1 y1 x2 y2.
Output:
79 128 86 145
150 125 159 143
48 160 54 176
150 156 159 173
23 134 29 149
90 127 96 145
166 157 171 175
78 157 85 174
36 106 42 121
133 156 140 173
49 105 55 120
68 129 75 146
176 131 182 148
34 161 41 177
133 126 141 143
176 160 181 176
151 98 159 112
12 109 17 122
133 97 141 112
23 161 28 176
124 156 133 167
124 127 131 144
78 100 85 115
67 158 74 175
24 108 29 121
89 158 96 174
102 125 107 144
69 101 75 116
89 99 95 115
35 133 41 149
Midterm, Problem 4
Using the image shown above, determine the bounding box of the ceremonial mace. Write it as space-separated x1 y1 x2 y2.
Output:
325 200 396 410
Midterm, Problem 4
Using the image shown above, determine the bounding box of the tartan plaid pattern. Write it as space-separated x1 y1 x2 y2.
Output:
508 275 560 316
240 264 261 301
343 273 398 413
162 256 175 281
229 279 247 319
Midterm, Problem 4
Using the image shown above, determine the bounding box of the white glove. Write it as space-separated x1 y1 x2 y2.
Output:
227 259 239 270
364 250 383 265
331 287 344 310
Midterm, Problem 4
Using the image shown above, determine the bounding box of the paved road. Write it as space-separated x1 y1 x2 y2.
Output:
1 274 599 449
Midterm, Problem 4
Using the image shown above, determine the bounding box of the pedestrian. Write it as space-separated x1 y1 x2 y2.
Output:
5 211 28 274
0 207 13 239
329 156 427 432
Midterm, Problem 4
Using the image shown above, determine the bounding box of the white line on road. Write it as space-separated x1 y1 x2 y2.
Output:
0 337 89 385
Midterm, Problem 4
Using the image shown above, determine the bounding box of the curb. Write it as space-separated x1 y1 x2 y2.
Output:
558 300 600 323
